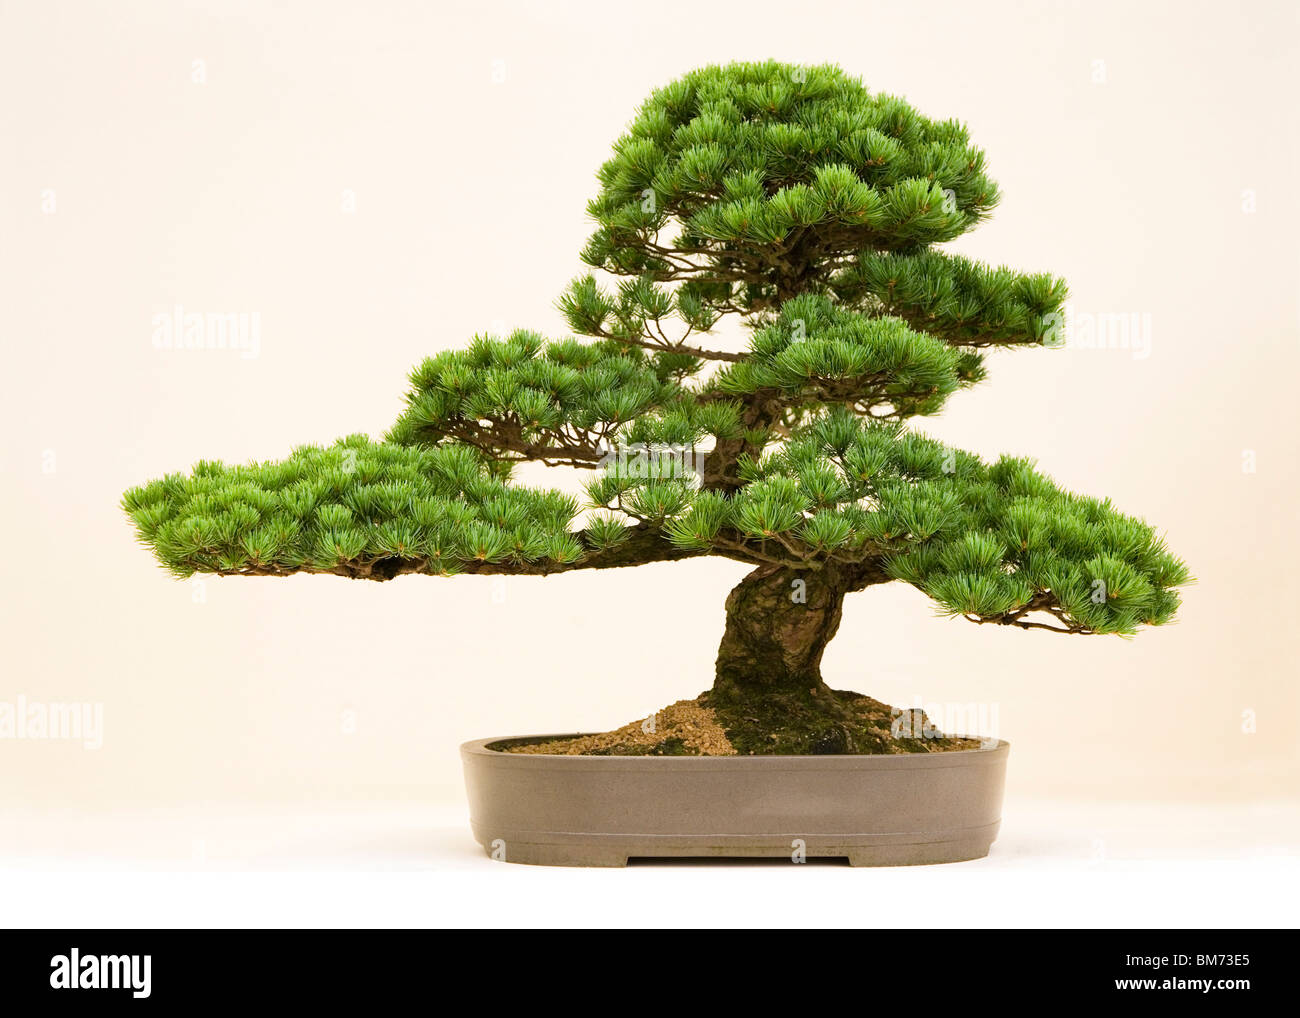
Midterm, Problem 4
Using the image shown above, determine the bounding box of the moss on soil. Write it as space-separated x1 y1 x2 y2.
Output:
501 688 984 756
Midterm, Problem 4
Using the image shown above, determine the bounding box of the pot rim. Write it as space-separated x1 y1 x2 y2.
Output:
461 734 1009 771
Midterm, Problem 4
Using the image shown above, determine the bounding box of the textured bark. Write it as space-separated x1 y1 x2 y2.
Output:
712 564 851 698
699 391 784 493
704 562 982 754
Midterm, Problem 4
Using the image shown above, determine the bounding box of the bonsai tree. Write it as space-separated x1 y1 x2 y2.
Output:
124 62 1189 756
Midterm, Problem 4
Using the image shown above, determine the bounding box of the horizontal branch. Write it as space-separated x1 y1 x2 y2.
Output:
961 594 1095 635
601 329 745 363
432 418 608 468
209 524 711 582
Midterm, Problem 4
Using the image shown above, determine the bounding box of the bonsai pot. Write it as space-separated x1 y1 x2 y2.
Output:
462 735 1009 867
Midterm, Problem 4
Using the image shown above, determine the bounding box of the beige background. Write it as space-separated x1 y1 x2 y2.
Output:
1 0 1297 822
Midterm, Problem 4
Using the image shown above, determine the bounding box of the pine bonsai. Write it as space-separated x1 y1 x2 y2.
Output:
124 61 1189 756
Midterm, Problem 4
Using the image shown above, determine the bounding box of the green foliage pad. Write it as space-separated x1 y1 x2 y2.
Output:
125 60 1188 646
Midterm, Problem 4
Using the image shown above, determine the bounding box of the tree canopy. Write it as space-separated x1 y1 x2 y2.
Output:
124 60 1189 638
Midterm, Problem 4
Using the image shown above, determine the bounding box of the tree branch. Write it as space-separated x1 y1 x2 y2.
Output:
211 524 712 582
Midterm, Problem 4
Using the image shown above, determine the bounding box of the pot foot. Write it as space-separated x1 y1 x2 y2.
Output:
481 841 629 867
845 838 993 867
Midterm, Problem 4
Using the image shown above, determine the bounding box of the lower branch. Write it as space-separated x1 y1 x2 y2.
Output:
212 524 713 582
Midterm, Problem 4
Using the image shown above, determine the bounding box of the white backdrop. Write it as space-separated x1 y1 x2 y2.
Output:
1 0 1296 926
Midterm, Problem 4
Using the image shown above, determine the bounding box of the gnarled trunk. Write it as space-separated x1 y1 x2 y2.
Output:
712 564 850 701
704 562 969 755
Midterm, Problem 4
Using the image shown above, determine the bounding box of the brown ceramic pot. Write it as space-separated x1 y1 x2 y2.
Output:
461 735 1009 867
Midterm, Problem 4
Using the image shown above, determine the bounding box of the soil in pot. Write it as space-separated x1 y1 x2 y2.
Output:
500 688 981 756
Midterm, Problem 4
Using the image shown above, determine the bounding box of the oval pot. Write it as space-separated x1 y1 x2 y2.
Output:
461 736 1009 867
